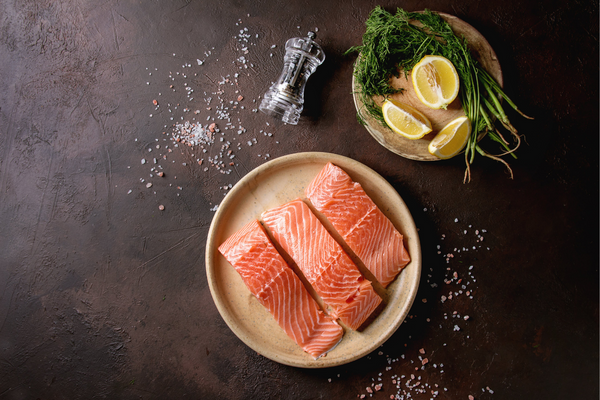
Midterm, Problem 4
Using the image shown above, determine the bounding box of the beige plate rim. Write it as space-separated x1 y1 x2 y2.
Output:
205 152 422 368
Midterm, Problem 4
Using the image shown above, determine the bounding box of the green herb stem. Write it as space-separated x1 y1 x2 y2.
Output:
348 6 530 181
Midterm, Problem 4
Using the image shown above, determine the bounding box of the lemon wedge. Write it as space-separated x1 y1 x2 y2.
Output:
411 55 460 110
428 116 471 159
382 99 432 140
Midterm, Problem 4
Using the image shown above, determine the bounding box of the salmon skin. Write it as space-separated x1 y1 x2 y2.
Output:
306 162 410 288
218 219 343 359
261 199 382 330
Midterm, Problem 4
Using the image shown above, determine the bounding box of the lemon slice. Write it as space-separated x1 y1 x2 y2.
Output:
428 116 471 159
411 55 460 110
382 99 432 140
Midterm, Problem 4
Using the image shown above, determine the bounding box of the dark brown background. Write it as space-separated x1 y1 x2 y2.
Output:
0 0 597 399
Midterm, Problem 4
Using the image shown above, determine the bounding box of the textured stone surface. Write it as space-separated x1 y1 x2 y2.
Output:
0 0 597 399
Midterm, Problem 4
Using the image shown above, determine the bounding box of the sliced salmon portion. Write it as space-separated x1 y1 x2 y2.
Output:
218 219 343 359
261 200 381 330
306 162 411 288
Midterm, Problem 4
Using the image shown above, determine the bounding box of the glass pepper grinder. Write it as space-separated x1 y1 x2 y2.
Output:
259 31 325 125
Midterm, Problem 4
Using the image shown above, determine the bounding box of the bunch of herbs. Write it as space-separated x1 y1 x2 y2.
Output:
347 7 532 182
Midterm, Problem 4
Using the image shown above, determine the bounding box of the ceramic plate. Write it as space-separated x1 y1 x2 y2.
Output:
205 152 421 368
352 12 504 161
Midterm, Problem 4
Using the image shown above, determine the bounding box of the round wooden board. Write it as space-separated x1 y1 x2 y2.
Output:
352 12 503 161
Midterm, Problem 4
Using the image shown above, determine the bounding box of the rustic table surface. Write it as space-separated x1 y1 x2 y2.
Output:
1 0 598 399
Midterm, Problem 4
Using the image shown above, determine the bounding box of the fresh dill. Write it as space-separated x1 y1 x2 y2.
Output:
347 7 532 182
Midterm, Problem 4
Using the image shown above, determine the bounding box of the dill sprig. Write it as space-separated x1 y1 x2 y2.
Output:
347 7 532 182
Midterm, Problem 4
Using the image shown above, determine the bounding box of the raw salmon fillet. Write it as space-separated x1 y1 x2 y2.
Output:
218 219 343 359
261 200 382 330
306 162 410 288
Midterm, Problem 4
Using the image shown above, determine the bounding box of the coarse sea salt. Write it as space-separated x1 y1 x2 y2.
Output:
135 17 281 210
353 216 494 400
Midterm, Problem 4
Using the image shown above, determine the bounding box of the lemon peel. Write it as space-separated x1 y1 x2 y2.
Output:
382 99 432 140
428 116 471 159
412 55 460 110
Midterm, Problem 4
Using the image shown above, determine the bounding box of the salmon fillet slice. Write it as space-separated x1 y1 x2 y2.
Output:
261 199 382 330
306 162 411 288
218 219 343 359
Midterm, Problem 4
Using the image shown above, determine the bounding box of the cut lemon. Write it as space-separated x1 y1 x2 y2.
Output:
428 116 471 159
382 99 432 140
411 55 460 110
